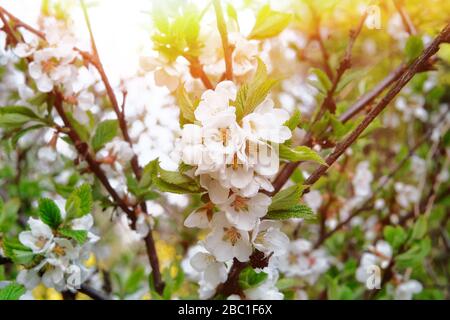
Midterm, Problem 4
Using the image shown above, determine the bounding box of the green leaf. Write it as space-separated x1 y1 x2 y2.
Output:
234 59 277 120
0 106 43 129
159 167 193 185
279 144 326 165
405 35 424 62
284 109 302 131
2 237 35 265
248 5 292 40
58 228 88 244
266 204 315 220
238 267 268 290
310 68 332 92
383 225 407 250
0 283 26 300
411 216 428 240
91 120 119 152
268 184 304 211
396 238 431 268
65 112 90 142
65 184 93 219
38 198 62 229
138 159 159 189
176 84 197 124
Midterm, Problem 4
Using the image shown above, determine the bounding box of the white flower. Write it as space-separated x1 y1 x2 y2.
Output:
242 98 291 144
179 124 204 166
277 239 329 284
140 55 183 92
205 212 252 262
17 269 41 290
303 190 322 213
29 47 77 93
353 161 373 198
13 30 39 58
19 218 54 254
190 252 227 287
194 81 237 125
252 220 289 257
394 183 420 208
243 267 284 300
47 238 79 267
356 241 392 283
395 280 423 300
219 193 271 231
184 202 215 229
71 214 99 243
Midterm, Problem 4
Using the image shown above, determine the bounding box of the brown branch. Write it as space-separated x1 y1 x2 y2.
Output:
79 284 110 300
393 0 417 36
303 22 450 188
213 0 233 81
184 55 214 90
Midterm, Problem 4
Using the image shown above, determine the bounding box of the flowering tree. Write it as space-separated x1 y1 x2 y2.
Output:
0 0 449 300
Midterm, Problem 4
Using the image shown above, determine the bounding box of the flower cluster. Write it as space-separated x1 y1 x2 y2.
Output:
178 80 291 298
14 186 98 292
356 240 423 300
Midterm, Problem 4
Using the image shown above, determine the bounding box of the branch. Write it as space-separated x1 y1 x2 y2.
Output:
393 0 417 36
213 0 233 81
79 284 110 300
303 22 450 188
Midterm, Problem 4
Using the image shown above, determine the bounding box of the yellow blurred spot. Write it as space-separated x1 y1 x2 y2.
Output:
32 284 63 300
170 264 178 278
84 253 96 268
156 240 176 269
141 292 152 300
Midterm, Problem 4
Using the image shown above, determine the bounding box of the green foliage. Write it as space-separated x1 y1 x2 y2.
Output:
284 109 302 131
38 198 62 229
139 159 201 195
411 216 428 240
279 144 326 165
234 59 278 120
248 5 292 40
238 266 268 290
65 184 93 219
0 283 26 300
405 36 424 62
0 106 46 129
0 198 20 233
383 225 407 251
58 228 88 244
2 237 36 266
268 184 304 211
266 204 316 221
396 238 431 269
91 120 119 152
176 84 197 125
309 68 332 94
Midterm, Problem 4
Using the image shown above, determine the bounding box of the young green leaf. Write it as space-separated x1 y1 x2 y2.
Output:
284 109 302 131
248 5 292 40
0 283 26 300
279 144 326 165
309 68 332 92
0 106 44 129
405 35 424 62
91 120 119 152
58 228 88 244
2 237 36 265
176 84 197 124
266 204 315 220
411 216 428 240
268 184 305 211
238 266 268 290
66 184 93 219
383 225 407 250
38 198 62 229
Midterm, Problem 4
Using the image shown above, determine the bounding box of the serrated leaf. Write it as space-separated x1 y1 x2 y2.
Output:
284 109 302 131
176 84 197 124
58 228 88 244
310 68 332 92
266 204 315 220
235 59 277 120
411 216 428 240
405 35 424 62
66 184 93 219
248 5 292 40
268 184 304 211
2 237 35 265
238 267 268 290
0 283 26 300
279 144 326 165
91 120 119 152
38 198 62 229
